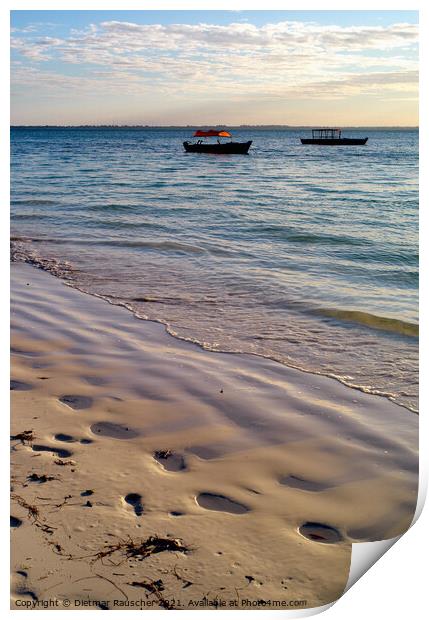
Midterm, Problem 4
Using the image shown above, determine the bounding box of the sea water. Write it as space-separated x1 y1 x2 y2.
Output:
10 127 418 411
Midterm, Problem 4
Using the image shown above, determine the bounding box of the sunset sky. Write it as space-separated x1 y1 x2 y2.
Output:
10 10 419 126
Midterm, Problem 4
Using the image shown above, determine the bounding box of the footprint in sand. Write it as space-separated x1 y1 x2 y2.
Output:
10 380 33 392
55 433 93 445
298 522 343 544
90 421 139 439
280 475 331 492
124 493 144 516
32 444 73 459
10 516 22 528
54 433 76 443
196 493 250 515
154 450 187 472
59 395 93 410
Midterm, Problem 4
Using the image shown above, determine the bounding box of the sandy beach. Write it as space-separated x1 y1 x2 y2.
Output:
10 263 418 610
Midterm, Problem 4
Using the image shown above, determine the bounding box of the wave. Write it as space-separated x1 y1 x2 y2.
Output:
85 203 135 211
11 235 236 257
11 213 53 221
315 307 418 338
10 238 418 413
10 238 76 280
11 199 58 206
247 224 370 246
93 239 207 254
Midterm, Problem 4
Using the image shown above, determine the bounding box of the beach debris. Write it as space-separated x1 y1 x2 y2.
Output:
81 489 94 497
73 534 190 566
129 578 165 592
53 458 76 467
243 574 263 587
154 450 187 472
85 500 93 507
244 487 261 495
11 430 34 444
171 565 194 589
27 473 57 484
72 573 129 604
58 494 73 506
128 536 190 559
155 449 172 459
49 542 63 554
128 579 174 609
11 493 56 534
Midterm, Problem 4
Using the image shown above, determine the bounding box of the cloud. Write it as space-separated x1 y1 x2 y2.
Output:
11 19 418 64
10 18 418 115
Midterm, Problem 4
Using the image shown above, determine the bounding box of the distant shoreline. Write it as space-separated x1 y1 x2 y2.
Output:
10 125 418 131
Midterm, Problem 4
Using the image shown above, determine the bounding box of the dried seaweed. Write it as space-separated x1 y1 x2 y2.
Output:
170 564 194 589
27 473 58 483
71 535 190 566
53 459 75 467
154 449 172 459
11 493 56 534
10 430 34 444
128 579 174 609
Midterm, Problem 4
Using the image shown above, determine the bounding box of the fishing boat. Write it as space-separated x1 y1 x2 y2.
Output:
183 130 252 154
301 128 368 145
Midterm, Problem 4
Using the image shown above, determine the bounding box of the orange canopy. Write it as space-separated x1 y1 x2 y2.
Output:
194 130 231 137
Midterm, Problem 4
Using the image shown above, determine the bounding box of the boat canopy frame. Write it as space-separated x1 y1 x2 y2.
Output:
312 128 342 139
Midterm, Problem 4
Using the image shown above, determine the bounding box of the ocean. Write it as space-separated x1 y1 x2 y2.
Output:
10 127 418 411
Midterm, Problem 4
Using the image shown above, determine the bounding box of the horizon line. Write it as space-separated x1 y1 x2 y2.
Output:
10 124 419 129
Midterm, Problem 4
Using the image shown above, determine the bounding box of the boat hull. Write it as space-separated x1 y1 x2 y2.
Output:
183 141 252 154
300 138 368 145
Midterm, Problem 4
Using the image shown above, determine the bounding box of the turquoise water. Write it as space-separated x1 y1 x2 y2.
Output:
11 127 418 410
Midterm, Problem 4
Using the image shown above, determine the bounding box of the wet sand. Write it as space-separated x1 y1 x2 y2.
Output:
10 263 418 610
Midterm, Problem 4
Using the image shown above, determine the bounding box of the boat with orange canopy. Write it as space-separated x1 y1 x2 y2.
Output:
183 130 252 154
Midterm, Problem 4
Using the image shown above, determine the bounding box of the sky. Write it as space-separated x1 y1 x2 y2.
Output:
10 10 419 126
